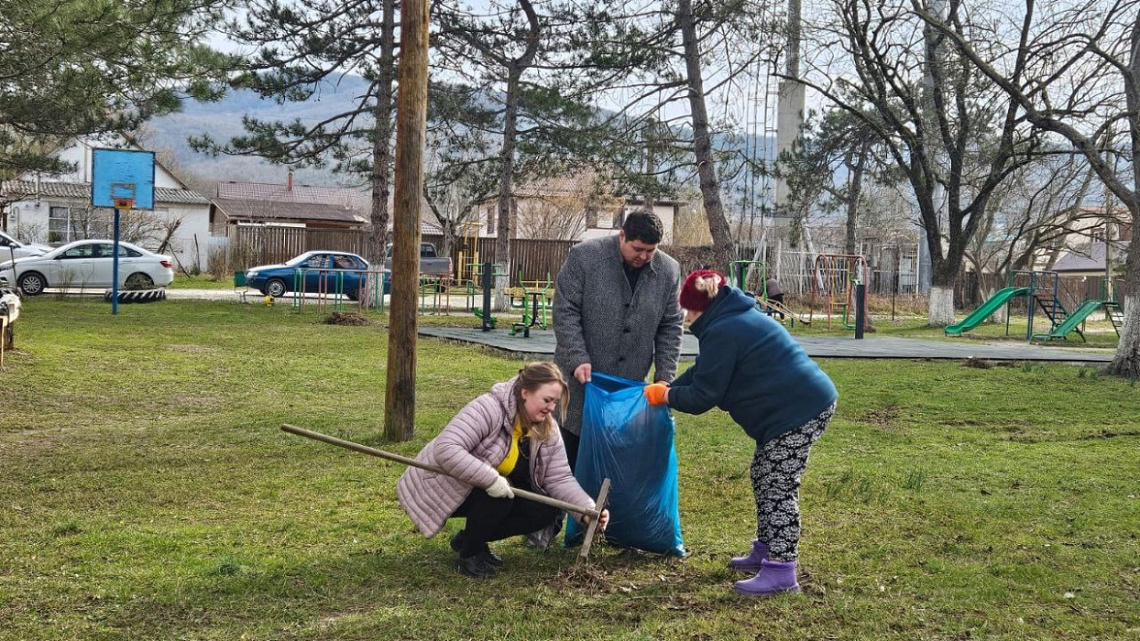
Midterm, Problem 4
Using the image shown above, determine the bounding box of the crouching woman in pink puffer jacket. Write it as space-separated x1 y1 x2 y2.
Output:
397 361 609 578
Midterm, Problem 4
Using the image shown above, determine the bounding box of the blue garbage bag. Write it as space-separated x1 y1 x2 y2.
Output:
564 372 686 556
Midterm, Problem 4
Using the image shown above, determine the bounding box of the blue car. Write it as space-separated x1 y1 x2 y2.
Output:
245 251 376 299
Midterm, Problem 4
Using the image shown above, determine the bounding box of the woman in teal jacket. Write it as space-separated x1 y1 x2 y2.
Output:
645 270 837 597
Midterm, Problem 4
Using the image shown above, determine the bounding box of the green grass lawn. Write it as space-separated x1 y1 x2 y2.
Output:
168 274 239 290
1 299 1137 640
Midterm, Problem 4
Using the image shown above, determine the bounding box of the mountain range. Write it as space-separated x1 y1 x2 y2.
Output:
146 74 778 202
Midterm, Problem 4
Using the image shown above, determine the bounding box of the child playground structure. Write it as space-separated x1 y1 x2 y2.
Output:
944 270 1124 342
809 254 871 330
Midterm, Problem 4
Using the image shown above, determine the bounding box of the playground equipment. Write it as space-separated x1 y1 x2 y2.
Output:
944 286 1029 336
729 260 810 327
809 254 871 330
418 275 454 315
454 222 484 285
1038 300 1124 342
944 270 1123 343
285 268 389 313
509 270 553 337
471 262 502 331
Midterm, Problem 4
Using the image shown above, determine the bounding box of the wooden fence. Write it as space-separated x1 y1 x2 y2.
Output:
423 235 577 284
955 271 1124 311
231 227 366 269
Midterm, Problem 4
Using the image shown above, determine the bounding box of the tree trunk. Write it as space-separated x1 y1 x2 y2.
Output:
928 255 958 326
493 67 521 311
929 285 955 326
384 0 429 442
678 0 734 270
1107 215 1140 378
440 220 455 261
844 147 866 256
368 0 397 267
1107 17 1140 377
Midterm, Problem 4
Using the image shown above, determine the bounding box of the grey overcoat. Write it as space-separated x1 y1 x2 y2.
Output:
553 235 684 435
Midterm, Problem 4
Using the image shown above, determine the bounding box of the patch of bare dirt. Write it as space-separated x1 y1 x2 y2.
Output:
323 312 370 326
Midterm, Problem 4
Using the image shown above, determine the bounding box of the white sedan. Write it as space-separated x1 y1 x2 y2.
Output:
0 240 174 296
0 230 51 260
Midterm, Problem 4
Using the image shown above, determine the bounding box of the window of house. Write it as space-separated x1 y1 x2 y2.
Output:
585 208 598 228
611 208 625 229
485 207 496 235
48 206 73 244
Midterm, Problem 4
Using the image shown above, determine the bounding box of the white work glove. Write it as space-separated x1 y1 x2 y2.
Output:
486 475 515 499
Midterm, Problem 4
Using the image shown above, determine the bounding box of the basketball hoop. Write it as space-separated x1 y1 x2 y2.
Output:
114 198 135 210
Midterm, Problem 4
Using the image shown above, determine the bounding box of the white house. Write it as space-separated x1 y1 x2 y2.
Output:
469 172 679 243
1 137 213 273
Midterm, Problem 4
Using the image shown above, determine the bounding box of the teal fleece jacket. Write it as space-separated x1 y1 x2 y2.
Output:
668 286 838 445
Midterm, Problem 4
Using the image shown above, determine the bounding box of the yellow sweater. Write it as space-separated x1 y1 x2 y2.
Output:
495 418 523 475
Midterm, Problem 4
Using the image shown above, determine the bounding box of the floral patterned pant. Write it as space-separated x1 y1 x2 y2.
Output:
749 402 835 562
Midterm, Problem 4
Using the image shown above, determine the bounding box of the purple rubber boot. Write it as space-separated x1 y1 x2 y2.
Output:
734 559 802 597
727 540 768 573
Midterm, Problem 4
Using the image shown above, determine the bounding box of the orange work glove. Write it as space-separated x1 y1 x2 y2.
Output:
644 383 670 406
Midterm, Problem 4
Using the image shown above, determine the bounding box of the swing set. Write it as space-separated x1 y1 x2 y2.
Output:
809 254 871 330
728 260 811 327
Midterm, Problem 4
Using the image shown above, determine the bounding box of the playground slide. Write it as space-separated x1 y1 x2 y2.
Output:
1041 300 1105 341
944 287 1029 335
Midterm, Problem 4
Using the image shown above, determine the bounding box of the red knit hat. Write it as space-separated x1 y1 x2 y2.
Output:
679 269 727 312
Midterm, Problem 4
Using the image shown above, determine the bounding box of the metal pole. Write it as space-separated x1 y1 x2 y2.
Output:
855 282 866 339
481 261 493 332
112 208 121 315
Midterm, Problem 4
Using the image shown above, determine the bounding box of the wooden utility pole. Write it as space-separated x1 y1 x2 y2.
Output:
384 0 429 441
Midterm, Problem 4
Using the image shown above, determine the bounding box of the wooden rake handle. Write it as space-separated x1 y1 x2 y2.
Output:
281 424 610 537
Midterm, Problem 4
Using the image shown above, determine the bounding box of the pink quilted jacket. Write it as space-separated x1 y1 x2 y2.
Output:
396 376 595 538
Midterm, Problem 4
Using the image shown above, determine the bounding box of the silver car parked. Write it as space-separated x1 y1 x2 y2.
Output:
0 240 174 296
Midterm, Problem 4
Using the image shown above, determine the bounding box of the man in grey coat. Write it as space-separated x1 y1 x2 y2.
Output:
553 210 684 469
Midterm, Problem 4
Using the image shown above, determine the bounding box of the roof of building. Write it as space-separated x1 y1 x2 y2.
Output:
477 169 681 206
212 198 367 224
215 180 365 206
1052 240 1130 273
1 179 211 205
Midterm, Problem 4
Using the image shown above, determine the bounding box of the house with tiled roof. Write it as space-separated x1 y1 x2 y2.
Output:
1 136 213 272
469 170 681 243
209 176 369 234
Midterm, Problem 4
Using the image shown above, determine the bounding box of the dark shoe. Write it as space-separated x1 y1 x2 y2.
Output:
450 530 503 567
728 540 769 573
457 553 497 579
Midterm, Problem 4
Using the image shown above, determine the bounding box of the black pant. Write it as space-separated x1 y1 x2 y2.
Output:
769 293 786 319
452 488 557 557
560 427 580 474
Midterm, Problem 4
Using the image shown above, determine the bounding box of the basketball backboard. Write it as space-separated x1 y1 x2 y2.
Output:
92 148 156 210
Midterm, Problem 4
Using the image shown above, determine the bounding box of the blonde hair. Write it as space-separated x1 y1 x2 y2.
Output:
693 273 721 300
513 361 568 442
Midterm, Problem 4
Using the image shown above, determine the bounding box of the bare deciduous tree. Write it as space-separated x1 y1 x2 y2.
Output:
917 0 1140 375
799 0 1041 325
